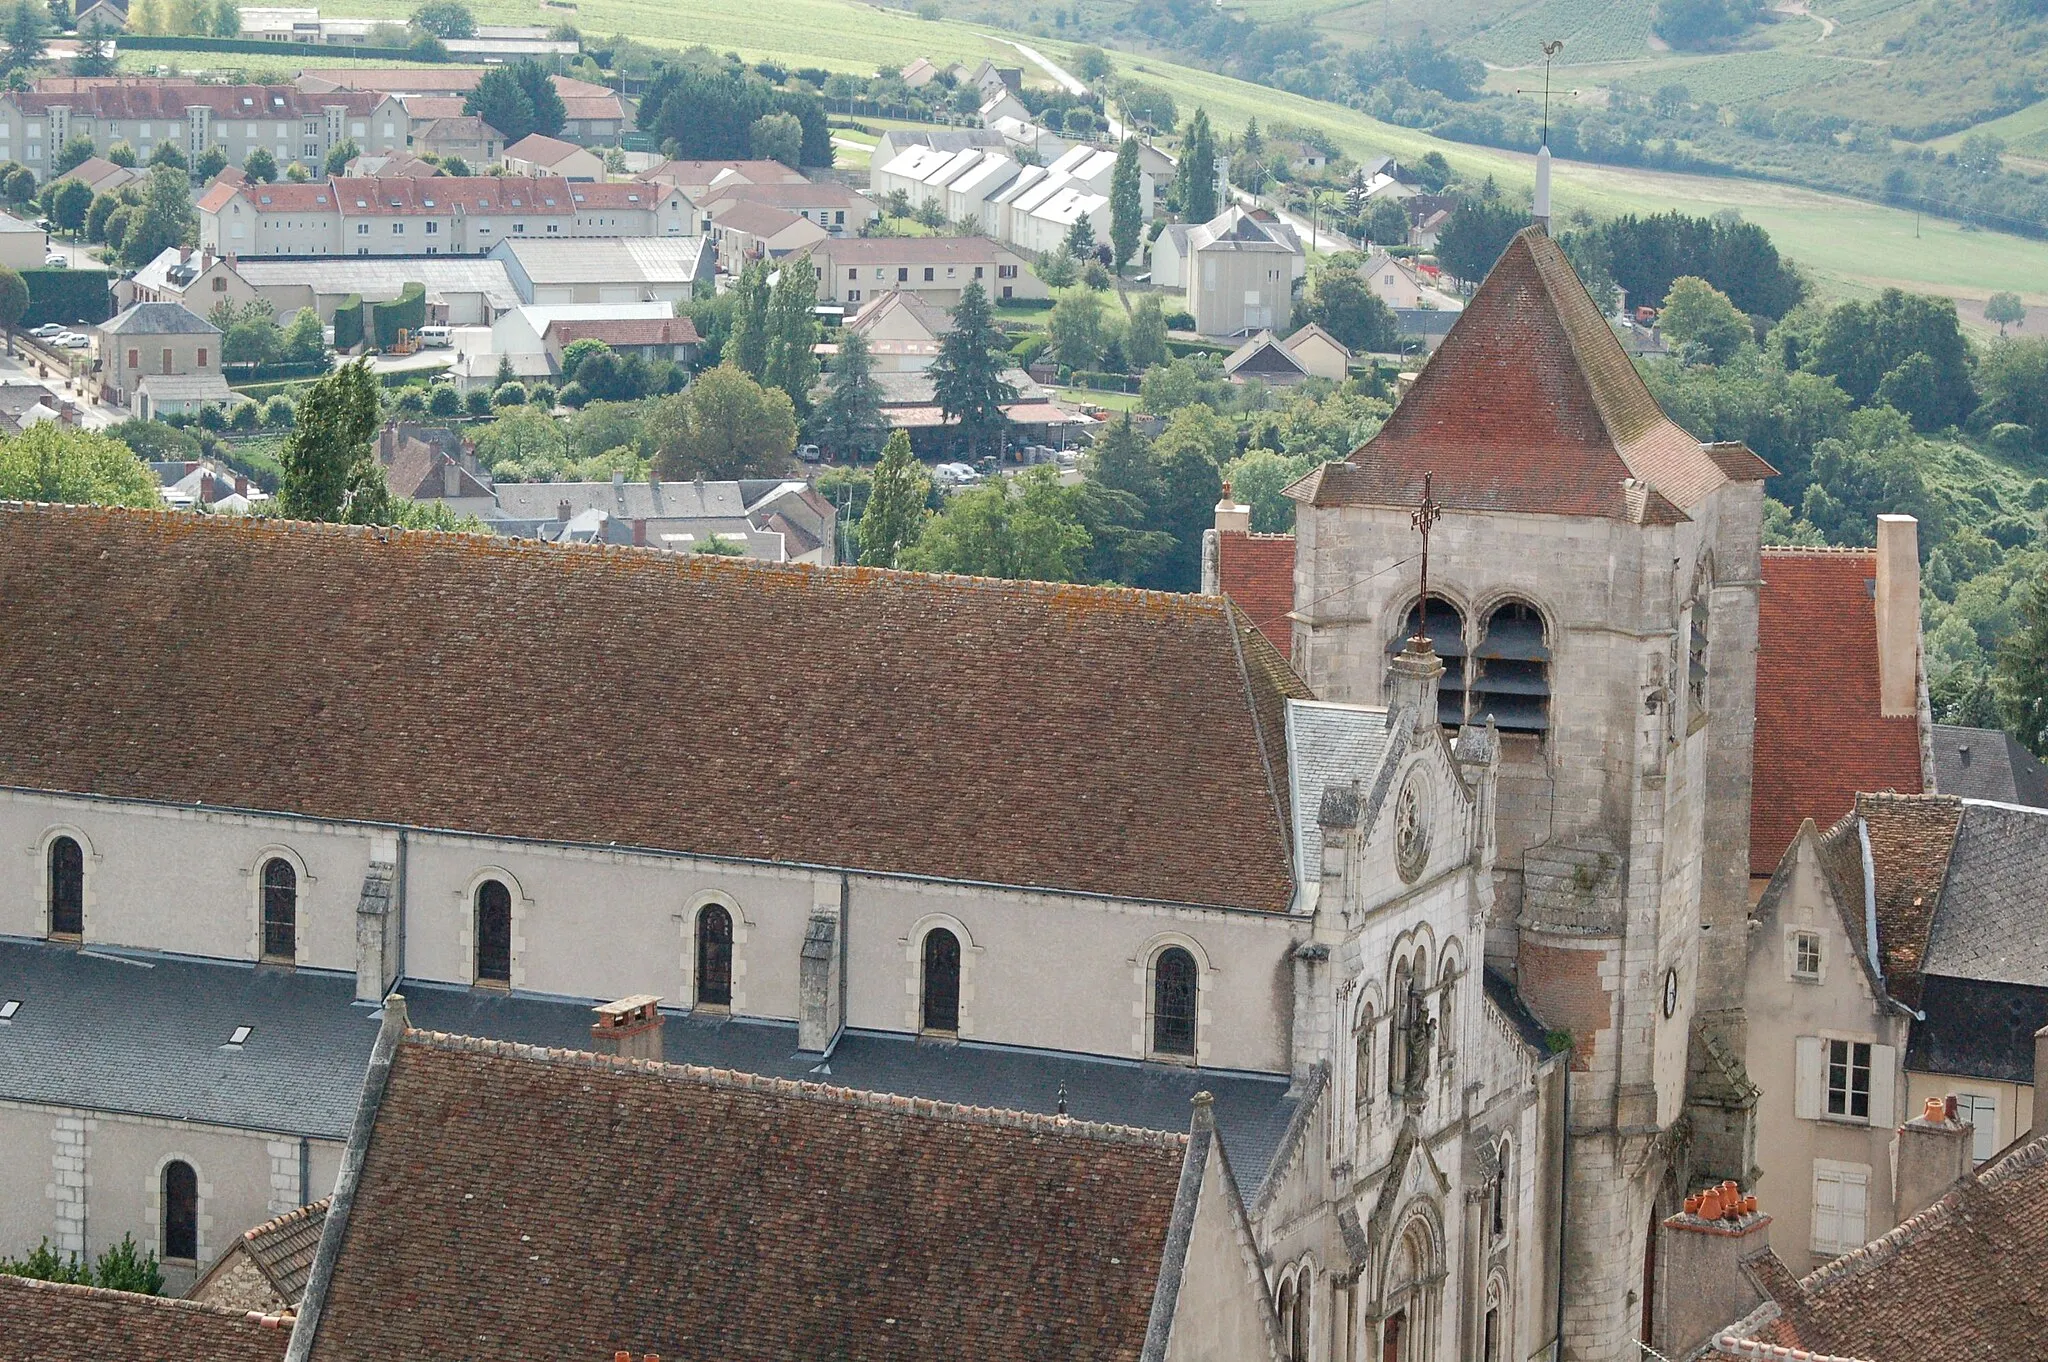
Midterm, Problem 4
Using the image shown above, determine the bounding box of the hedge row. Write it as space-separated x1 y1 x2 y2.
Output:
331 294 364 351
21 269 113 328
115 35 441 60
370 282 425 350
222 358 330 383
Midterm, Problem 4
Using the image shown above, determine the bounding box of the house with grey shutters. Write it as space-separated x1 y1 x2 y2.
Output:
92 301 237 417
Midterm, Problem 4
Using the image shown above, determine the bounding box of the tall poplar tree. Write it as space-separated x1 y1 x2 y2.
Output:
1178 108 1217 223
858 430 929 567
929 281 1015 460
725 259 771 378
278 360 386 523
1996 569 2048 757
1109 137 1142 274
761 254 820 417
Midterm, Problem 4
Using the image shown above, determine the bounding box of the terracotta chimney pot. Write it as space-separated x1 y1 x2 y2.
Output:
1700 1188 1724 1219
1924 1097 1947 1123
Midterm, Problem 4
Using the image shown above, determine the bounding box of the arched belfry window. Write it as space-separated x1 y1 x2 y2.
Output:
696 904 733 1008
921 928 960 1034
47 836 83 938
1387 596 1467 727
1472 601 1550 735
1153 946 1197 1057
260 858 297 961
162 1160 198 1261
474 880 512 985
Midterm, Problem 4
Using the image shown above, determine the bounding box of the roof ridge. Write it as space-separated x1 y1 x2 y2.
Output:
0 1272 287 1323
402 1028 1191 1149
243 1194 333 1241
1761 545 1878 558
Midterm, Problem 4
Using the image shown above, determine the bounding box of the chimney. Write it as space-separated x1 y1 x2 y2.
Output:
632 517 647 548
1533 144 1552 233
1655 1182 1771 1359
234 474 248 497
612 468 627 502
442 459 461 498
378 423 396 462
200 470 215 504
557 498 572 522
2035 1025 2048 1139
1383 635 1444 739
1892 1095 1973 1223
1213 479 1251 534
1874 514 1921 719
590 996 664 1062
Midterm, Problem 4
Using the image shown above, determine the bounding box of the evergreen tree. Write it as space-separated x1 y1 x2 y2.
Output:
1109 136 1142 274
1177 108 1217 223
464 61 564 144
1995 568 2048 757
1062 214 1095 259
858 429 929 567
761 254 820 416
810 329 888 462
929 281 1015 460
725 258 771 378
278 360 384 522
120 166 197 267
71 15 113 74
3 1 46 72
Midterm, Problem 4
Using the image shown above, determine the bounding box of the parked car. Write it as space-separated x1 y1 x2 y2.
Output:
42 253 67 269
797 443 820 463
931 461 982 487
28 323 64 338
416 325 451 348
56 332 89 349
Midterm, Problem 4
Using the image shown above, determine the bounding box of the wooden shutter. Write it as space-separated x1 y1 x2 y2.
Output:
1840 1167 1869 1247
1868 1044 1897 1127
1795 1036 1822 1120
1812 1164 1840 1252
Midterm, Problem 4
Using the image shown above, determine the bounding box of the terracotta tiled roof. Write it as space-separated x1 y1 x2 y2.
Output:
0 1275 289 1361
330 175 573 215
399 94 467 119
19 84 381 118
1291 228 1762 523
1730 1132 2048 1360
640 158 809 189
235 182 336 213
1799 794 1960 1005
712 199 814 238
560 94 627 121
0 505 1302 909
543 316 701 348
503 132 585 166
307 1028 1191 1362
1217 530 1296 660
701 180 875 210
198 1197 330 1307
1750 549 1926 875
568 182 682 210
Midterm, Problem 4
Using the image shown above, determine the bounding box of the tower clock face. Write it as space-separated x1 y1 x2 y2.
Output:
1663 967 1679 1019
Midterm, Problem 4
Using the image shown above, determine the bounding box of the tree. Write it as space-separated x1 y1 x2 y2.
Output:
1985 292 2026 338
748 111 803 169
210 297 282 366
760 252 820 415
1126 292 1168 370
901 465 1092 582
410 0 473 37
1062 214 1095 259
857 429 928 566
644 363 797 479
103 140 135 168
101 204 131 250
0 264 24 356
1075 417 1171 582
278 359 384 522
724 258 771 377
147 141 186 172
637 65 831 167
0 1234 161 1294
121 165 196 267
46 0 66 31
929 281 1015 459
209 0 236 35
242 146 276 182
0 424 159 505
1363 196 1409 249
1109 136 1142 274
1241 117 1263 159
1046 289 1104 371
1995 567 2048 757
810 329 889 462
440 155 471 177
323 138 358 177
282 160 311 183
2 165 32 208
1174 108 1217 222
46 176 90 234
1142 405 1228 591
70 15 113 74
466 60 565 144
1298 269 1396 353
1660 276 1750 365
52 132 94 176
1073 44 1111 81
1034 248 1078 289
1809 289 1975 432
1654 0 1762 48
1435 197 1525 286
84 190 116 241
192 145 227 181
3 1 45 72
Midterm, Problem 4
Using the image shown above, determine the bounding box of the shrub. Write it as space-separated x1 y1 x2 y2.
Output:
228 400 260 431
1166 310 1196 331
369 281 426 349
557 380 589 408
464 388 493 416
331 296 364 351
195 405 227 431
392 387 427 414
492 382 526 407
426 383 461 417
260 394 294 428
529 381 557 409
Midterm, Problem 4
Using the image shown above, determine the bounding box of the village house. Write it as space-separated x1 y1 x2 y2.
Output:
445 300 675 391
483 474 834 564
699 177 877 235
638 157 808 202
0 212 47 270
91 301 237 418
117 245 262 313
1155 205 1302 338
1358 248 1464 313
501 132 604 181
488 236 712 305
840 289 950 372
705 200 829 264
45 152 137 198
407 115 501 167
540 315 700 370
1221 324 1352 386
808 234 1043 308
373 423 496 520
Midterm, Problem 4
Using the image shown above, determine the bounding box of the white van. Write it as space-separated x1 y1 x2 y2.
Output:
416 325 452 349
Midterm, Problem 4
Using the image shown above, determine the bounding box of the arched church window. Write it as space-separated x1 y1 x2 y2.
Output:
696 904 733 1008
1386 596 1468 726
1492 1140 1511 1238
47 836 83 938
162 1160 198 1261
1388 961 1412 1094
260 858 297 962
1153 947 1197 1057
1290 1269 1312 1362
474 880 512 985
1276 1277 1297 1358
921 928 960 1034
1471 600 1550 735
1436 957 1457 1061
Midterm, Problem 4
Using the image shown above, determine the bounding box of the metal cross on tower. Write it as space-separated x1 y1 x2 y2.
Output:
1410 472 1442 647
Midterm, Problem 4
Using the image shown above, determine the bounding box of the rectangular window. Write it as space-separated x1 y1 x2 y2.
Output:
356 222 369 235
997 264 1017 279
922 267 934 281
1826 1039 1871 1119
126 349 138 370
391 222 404 235
1954 1094 1998 1163
834 210 844 225
212 277 226 291
1811 1161 1869 1255
425 221 439 235
160 348 172 374
513 222 525 234
1793 931 1822 980
974 265 984 279
847 268 857 281
897 267 908 282
196 348 207 368
846 289 860 303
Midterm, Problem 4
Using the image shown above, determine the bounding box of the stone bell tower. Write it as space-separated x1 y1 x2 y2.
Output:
1285 228 1768 1361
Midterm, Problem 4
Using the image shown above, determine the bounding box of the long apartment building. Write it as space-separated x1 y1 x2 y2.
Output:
1 81 407 180
198 175 697 256
871 139 1155 257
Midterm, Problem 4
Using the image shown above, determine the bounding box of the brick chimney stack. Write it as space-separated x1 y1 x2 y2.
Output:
1655 1181 1772 1359
1874 514 1921 719
1213 480 1250 534
590 996 664 1062
1892 1095 1973 1223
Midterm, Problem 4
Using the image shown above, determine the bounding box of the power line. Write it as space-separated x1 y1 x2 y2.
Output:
1248 550 1422 636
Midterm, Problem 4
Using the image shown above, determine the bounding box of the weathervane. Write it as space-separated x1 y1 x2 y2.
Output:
1540 40 1564 146
1410 472 1442 648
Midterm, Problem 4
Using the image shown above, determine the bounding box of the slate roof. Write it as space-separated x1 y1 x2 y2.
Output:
1214 529 1296 659
1290 228 1769 524
305 1026 1198 1362
0 939 1295 1194
0 1276 290 1361
99 301 217 335
1285 699 1392 885
1906 974 2048 1085
1750 549 1926 875
0 505 1303 910
1918 801 2048 986
1724 1132 2048 1360
1932 724 2048 807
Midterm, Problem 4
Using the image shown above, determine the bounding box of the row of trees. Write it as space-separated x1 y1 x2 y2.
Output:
637 57 832 167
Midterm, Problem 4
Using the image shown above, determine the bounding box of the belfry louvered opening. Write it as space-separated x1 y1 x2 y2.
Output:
1470 601 1550 734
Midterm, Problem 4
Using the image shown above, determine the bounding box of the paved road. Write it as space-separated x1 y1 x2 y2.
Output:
1003 39 1089 98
